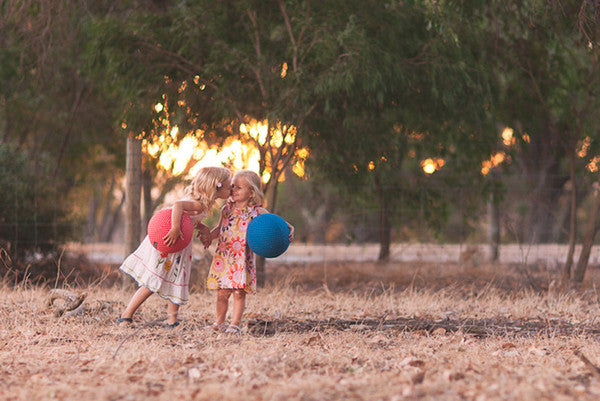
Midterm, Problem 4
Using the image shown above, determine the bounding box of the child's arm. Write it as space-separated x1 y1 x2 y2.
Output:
163 200 205 247
256 207 295 242
208 214 224 242
200 208 225 248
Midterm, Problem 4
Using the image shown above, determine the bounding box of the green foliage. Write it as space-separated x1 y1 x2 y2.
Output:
306 0 496 237
4 0 599 251
479 0 600 242
0 144 75 259
0 1 125 186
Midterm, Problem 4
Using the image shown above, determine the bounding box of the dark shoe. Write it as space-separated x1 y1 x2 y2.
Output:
165 321 180 328
116 317 133 325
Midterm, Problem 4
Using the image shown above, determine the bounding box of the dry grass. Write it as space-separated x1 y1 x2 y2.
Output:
3 261 600 400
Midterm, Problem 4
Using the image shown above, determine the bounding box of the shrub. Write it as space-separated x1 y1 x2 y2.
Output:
0 143 74 260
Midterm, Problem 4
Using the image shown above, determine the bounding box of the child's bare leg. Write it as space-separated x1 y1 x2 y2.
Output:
166 301 179 325
230 289 246 327
216 289 232 325
120 286 153 323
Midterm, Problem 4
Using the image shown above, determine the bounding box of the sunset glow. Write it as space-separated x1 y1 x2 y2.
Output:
578 136 591 158
502 127 514 146
144 134 262 177
142 85 308 183
143 120 309 182
588 155 600 173
481 152 507 175
421 158 445 174
240 120 268 145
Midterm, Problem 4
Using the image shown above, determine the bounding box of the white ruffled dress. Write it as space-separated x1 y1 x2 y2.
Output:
119 212 205 305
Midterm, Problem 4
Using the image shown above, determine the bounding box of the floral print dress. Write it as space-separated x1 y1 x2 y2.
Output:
119 211 206 305
206 202 259 293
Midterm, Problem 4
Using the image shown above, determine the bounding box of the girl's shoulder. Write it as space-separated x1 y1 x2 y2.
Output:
247 204 264 218
253 205 268 213
224 202 259 218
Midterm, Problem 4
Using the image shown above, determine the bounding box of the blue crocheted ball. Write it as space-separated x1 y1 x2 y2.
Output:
247 213 290 258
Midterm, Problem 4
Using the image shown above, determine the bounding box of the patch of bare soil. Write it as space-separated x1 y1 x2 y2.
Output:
247 316 600 338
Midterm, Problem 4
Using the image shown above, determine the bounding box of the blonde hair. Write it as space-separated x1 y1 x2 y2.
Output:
233 169 264 206
185 166 231 210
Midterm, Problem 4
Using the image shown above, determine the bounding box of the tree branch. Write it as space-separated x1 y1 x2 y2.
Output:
246 9 268 99
278 0 298 72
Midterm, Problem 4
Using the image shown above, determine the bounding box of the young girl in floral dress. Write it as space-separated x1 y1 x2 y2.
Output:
117 166 232 327
204 170 294 333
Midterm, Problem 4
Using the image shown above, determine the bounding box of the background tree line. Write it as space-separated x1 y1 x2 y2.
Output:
1 0 599 283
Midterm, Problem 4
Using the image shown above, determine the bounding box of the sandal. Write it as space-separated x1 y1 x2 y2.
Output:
211 322 227 332
116 317 133 325
225 324 242 334
165 321 180 329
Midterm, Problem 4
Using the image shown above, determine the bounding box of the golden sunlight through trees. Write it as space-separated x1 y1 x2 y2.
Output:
481 152 507 175
577 136 600 173
501 127 515 146
578 136 591 158
142 117 309 183
421 158 445 175
480 126 516 175
588 156 600 173
143 134 262 177
490 128 599 175
138 77 308 188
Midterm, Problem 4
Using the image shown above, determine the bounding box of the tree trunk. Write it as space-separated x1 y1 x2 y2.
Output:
100 195 125 242
487 191 500 262
373 170 390 262
524 169 566 243
300 205 328 243
265 178 279 212
142 168 153 234
519 125 568 243
98 176 116 239
378 200 391 262
86 184 102 241
562 152 577 283
125 136 142 257
573 182 600 283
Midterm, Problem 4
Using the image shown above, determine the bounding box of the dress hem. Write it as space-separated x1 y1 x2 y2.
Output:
121 267 188 305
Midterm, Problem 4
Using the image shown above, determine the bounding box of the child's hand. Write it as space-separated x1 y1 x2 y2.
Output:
288 224 295 242
163 227 183 247
200 236 212 249
196 225 211 248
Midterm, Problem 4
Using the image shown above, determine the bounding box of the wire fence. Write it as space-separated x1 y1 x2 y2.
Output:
2 166 598 266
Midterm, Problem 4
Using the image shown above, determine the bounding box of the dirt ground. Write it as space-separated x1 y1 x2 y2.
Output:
3 260 600 400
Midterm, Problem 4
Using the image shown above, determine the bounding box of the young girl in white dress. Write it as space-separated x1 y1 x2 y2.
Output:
117 166 232 327
203 170 294 333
